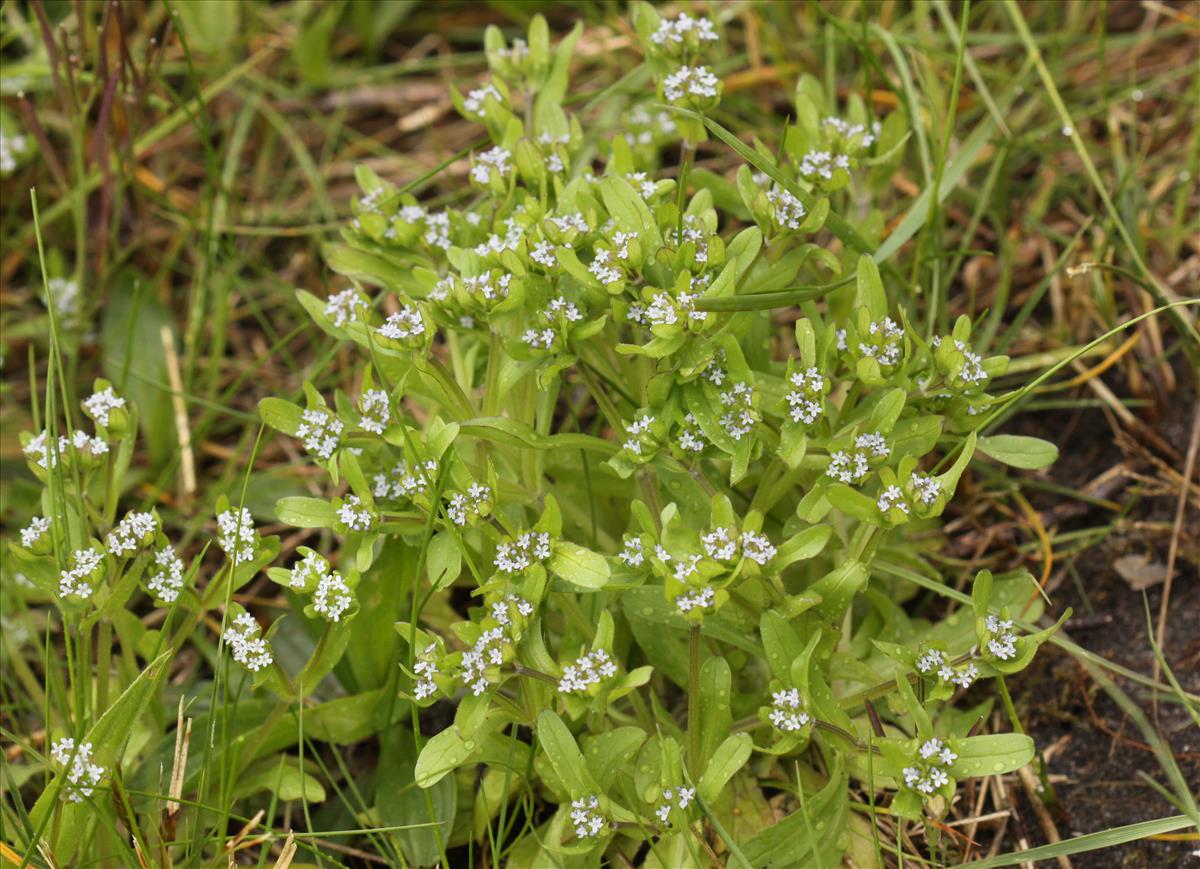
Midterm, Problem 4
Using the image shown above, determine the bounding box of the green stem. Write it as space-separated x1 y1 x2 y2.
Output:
688 622 702 776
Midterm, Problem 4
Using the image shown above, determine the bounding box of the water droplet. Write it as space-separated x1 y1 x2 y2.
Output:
993 761 1005 772
463 740 476 751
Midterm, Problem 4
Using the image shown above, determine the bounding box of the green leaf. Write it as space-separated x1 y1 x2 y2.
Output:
854 255 887 320
951 733 1035 778
378 730 456 866
536 710 598 799
548 542 610 589
697 733 752 803
582 727 645 791
426 531 462 591
274 496 336 528
234 757 326 802
760 610 804 683
29 651 172 860
774 525 832 570
415 712 501 788
258 397 303 434
699 656 733 766
977 434 1059 470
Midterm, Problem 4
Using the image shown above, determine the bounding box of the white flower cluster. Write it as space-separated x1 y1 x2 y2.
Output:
910 473 942 506
494 531 552 574
985 615 1018 660
877 485 909 514
413 643 440 700
903 738 957 795
359 389 390 434
147 545 186 603
742 530 776 565
625 105 678 145
313 571 353 622
82 387 125 427
663 65 719 102
46 278 81 318
955 339 988 386
651 12 718 45
768 688 811 732
106 511 156 557
378 306 425 343
463 272 512 306
324 289 366 327
654 786 695 824
623 414 655 455
20 515 50 549
842 317 905 367
798 150 849 181
588 247 622 285
822 116 879 148
337 495 374 531
461 625 510 696
464 82 502 116
530 240 558 269
296 408 343 460
59 547 104 599
216 508 256 562
618 536 644 567
491 594 534 627
470 146 512 184
766 186 807 229
558 648 617 694
0 129 30 173
786 367 826 425
634 284 710 329
827 432 890 484
447 484 491 526
374 459 438 501
915 648 979 689
570 795 606 839
474 217 523 257
24 429 109 469
50 738 105 803
701 526 737 561
678 414 707 453
674 584 715 614
719 382 757 440
223 612 273 672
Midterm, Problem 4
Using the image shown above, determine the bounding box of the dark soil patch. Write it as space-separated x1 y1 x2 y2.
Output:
1005 379 1199 867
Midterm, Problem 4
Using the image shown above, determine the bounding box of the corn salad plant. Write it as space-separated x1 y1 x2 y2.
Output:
9 7 1074 867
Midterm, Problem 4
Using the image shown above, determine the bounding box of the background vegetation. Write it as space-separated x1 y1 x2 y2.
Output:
1 1 1196 866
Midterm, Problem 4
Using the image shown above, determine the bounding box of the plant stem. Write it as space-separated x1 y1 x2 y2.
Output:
688 622 702 776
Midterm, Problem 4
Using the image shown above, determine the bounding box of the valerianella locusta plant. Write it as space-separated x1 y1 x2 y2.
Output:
241 7 1068 865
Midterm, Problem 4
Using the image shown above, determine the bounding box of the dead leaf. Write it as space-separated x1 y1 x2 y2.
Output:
1113 554 1168 590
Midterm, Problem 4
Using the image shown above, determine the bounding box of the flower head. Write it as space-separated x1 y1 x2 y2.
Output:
223 612 273 672
50 738 105 803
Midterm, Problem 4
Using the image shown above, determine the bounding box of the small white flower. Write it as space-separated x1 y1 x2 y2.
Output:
49 738 105 803
464 83 502 116
413 643 440 700
494 531 553 574
359 389 390 434
313 571 353 622
618 536 645 567
324 289 366 327
58 547 104 599
471 146 512 184
558 648 618 694
147 545 186 603
954 339 988 386
877 485 909 514
106 511 157 557
337 495 374 532
570 795 606 839
20 515 50 549
530 240 558 268
741 530 776 565
678 414 707 453
82 387 125 427
446 484 491 526
766 186 806 229
296 409 344 460
702 527 737 561
378 306 425 343
985 615 1018 660
663 65 720 102
910 473 942 506
674 584 715 614
223 612 273 672
768 687 811 732
217 508 257 563
651 12 719 45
